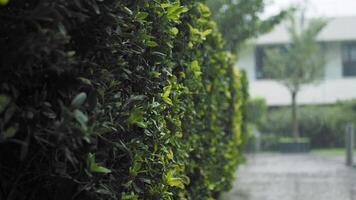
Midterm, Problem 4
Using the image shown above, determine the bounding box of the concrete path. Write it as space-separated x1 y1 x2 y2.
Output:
221 153 356 200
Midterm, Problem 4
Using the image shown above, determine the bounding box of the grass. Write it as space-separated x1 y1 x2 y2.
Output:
311 148 356 156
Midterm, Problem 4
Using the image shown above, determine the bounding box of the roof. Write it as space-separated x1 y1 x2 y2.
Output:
250 78 356 106
256 16 356 45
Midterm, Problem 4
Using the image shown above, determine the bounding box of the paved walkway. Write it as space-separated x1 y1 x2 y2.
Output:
221 153 356 200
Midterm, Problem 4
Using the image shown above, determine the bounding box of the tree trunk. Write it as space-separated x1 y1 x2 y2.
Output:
291 91 299 140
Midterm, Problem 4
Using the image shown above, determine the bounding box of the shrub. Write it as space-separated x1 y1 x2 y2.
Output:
260 101 356 148
246 97 267 126
0 0 246 199
246 134 280 152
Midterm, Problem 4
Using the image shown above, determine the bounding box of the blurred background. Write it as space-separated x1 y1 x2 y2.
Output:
220 0 356 199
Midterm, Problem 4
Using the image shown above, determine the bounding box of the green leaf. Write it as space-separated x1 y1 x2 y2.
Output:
198 3 211 17
128 107 147 128
71 92 87 108
87 153 112 174
123 7 133 15
73 109 88 130
144 40 158 47
166 3 189 22
189 60 202 78
165 170 185 189
3 124 18 139
121 192 138 200
162 96 172 105
161 3 171 9
169 27 179 36
161 85 171 98
78 77 92 86
0 95 10 113
149 71 161 78
201 29 212 37
66 51 76 57
135 12 149 21
161 85 173 105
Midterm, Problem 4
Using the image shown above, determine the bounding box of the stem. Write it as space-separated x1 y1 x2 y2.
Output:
291 91 299 139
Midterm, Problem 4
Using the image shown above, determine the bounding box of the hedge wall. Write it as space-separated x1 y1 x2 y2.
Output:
0 0 247 199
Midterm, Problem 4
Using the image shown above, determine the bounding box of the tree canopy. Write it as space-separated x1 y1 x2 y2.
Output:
206 0 289 52
264 16 327 93
263 13 327 138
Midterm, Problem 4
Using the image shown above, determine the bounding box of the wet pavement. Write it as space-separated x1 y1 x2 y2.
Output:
221 153 356 200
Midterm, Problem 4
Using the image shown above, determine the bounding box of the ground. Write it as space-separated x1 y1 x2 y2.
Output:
221 153 356 200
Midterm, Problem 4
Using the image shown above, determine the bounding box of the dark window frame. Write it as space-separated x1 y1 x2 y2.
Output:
254 45 287 79
342 42 356 77
255 47 265 79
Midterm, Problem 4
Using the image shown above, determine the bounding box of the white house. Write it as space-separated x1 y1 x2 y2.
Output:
238 16 356 106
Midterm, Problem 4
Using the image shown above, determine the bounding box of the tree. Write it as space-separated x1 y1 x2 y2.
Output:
263 13 327 139
206 0 289 53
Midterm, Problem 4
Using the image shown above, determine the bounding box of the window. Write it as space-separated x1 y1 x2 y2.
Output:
342 43 356 77
255 45 286 79
255 47 266 79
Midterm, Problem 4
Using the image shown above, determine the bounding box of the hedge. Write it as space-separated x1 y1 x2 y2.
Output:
0 0 247 200
260 101 356 149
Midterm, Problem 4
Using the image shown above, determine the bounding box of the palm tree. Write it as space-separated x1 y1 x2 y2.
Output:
263 13 326 139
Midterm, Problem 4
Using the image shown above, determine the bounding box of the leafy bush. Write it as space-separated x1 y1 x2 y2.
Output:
245 134 280 152
260 101 356 148
246 97 267 126
0 0 247 199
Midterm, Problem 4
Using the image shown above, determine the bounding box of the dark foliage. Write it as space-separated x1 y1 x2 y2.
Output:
0 0 247 199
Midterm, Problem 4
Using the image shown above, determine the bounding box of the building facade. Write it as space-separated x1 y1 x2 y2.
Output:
238 17 356 106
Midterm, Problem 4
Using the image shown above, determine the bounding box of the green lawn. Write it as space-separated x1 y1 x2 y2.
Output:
311 148 356 156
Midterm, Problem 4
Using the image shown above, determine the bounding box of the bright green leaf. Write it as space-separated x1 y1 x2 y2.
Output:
198 3 211 17
87 153 112 174
189 60 202 78
161 85 171 98
161 85 173 105
165 2 189 22
169 27 179 36
128 107 147 128
165 170 185 189
161 3 171 8
144 40 158 47
202 29 213 37
162 96 173 105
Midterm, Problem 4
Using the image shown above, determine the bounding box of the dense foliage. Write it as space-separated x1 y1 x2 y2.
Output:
0 0 247 199
260 101 356 148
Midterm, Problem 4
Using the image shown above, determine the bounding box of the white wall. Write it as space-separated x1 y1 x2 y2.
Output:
236 47 255 81
324 42 343 79
236 42 356 106
236 42 344 81
251 79 356 106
